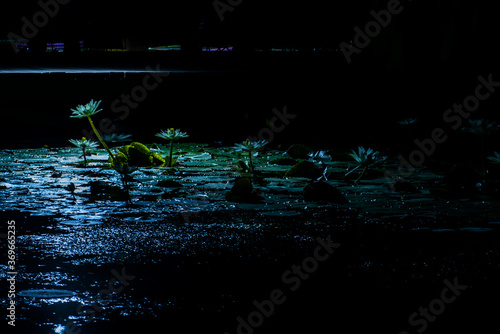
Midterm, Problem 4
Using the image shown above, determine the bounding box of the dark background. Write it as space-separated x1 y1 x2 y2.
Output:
0 0 499 156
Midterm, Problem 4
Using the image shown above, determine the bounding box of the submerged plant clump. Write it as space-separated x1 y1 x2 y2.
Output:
112 142 165 169
155 128 189 167
225 177 263 203
285 161 323 179
69 137 99 167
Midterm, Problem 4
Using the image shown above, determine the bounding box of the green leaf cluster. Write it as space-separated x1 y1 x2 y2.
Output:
110 142 166 169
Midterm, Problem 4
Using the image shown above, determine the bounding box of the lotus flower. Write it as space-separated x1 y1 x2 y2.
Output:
347 146 387 183
155 128 189 167
397 118 417 125
70 99 103 118
69 137 99 167
487 152 500 164
155 128 189 142
232 139 268 175
70 100 116 163
461 119 500 135
232 139 268 153
102 133 133 145
349 146 386 167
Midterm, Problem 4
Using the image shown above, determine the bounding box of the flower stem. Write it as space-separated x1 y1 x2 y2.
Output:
480 134 486 180
248 151 254 175
87 116 115 162
121 173 132 205
355 166 368 184
169 140 174 167
82 148 87 167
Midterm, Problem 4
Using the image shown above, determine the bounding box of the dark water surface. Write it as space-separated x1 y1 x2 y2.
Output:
2 53 500 333
1 144 500 333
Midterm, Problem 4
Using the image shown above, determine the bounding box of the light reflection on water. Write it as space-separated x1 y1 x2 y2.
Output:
3 145 500 332
54 324 65 333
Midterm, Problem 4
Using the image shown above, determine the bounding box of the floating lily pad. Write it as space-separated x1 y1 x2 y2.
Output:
185 153 212 160
402 198 434 203
69 214 106 221
198 182 231 190
157 179 183 188
58 220 103 226
431 229 455 232
18 289 76 298
409 227 431 231
261 210 301 217
459 227 493 232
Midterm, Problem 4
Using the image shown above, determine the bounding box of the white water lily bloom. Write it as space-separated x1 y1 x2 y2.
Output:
461 119 500 135
397 118 417 125
309 150 332 161
69 137 99 150
231 139 268 175
349 146 386 167
70 99 103 118
103 133 133 144
232 139 268 153
487 152 500 164
155 128 189 141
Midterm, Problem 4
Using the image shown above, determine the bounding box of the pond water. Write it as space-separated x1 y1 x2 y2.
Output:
1 143 500 333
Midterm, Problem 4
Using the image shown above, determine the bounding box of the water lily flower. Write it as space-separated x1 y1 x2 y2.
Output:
487 152 500 164
102 133 133 144
349 146 386 167
69 137 99 150
155 128 189 167
70 99 103 118
69 137 99 167
232 139 268 153
461 119 500 135
155 128 189 142
397 118 417 125
348 146 387 183
70 100 116 163
232 139 268 175
309 150 332 161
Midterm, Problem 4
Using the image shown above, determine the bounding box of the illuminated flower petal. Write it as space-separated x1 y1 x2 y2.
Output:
70 99 103 118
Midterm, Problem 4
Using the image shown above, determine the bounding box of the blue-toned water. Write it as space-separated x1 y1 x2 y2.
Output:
1 144 500 333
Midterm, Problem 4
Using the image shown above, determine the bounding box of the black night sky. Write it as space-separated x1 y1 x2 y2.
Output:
0 0 497 58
